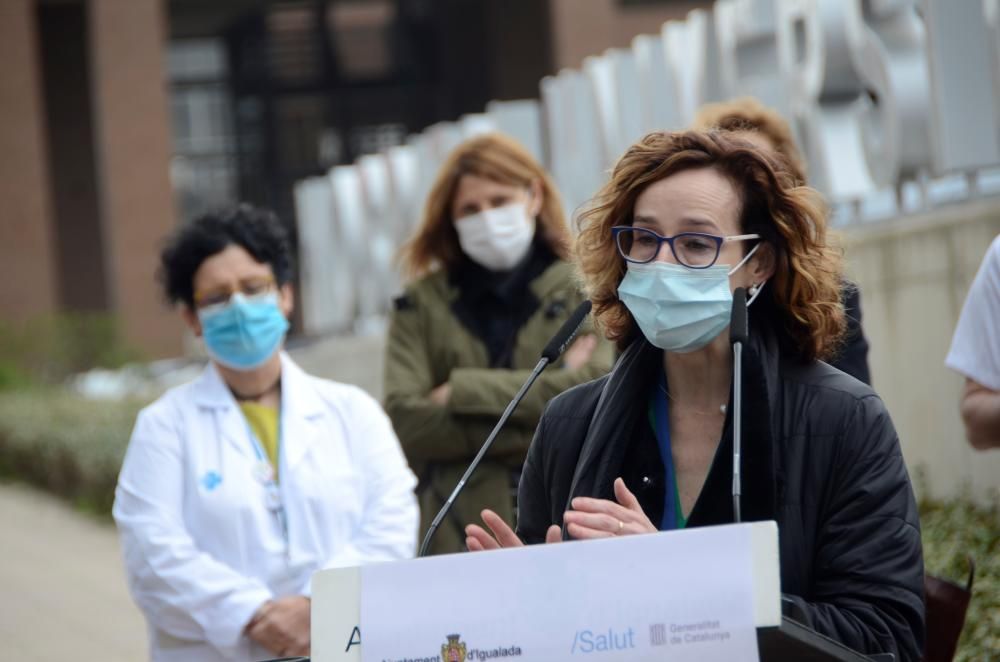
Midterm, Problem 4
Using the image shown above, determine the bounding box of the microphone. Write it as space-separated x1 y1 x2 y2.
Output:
541 300 593 361
730 286 749 346
730 287 747 523
418 299 594 557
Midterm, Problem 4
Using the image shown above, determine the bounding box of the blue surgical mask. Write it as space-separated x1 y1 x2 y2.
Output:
617 247 762 353
198 292 289 370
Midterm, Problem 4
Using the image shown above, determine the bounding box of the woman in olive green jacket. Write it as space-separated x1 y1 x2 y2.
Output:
384 133 614 555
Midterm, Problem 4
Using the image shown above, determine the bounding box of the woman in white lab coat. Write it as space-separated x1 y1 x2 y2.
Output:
113 204 418 662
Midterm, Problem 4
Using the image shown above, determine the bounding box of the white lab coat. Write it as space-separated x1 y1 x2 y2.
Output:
113 353 418 662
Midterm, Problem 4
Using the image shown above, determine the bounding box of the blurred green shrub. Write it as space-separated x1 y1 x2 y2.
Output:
920 488 999 661
0 312 143 390
0 390 144 513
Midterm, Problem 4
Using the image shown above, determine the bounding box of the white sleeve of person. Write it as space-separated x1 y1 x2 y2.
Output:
947 235 1000 390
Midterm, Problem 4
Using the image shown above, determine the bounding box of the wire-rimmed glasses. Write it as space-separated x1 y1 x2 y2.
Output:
193 275 277 311
611 226 760 268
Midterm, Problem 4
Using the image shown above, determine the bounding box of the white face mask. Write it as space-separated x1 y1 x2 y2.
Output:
454 202 536 271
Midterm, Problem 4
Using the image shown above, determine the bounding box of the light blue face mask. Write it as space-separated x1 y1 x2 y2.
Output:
198 292 290 370
617 246 762 353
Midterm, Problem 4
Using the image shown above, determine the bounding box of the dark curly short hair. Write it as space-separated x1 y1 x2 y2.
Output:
159 204 294 308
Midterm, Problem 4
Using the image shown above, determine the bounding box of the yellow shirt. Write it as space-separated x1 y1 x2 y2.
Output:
239 402 280 474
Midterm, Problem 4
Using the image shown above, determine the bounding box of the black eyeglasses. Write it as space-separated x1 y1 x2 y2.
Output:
611 226 760 268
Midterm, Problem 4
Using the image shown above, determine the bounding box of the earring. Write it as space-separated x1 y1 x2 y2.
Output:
749 284 759 296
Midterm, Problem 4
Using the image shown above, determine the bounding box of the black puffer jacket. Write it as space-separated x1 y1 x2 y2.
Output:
832 284 871 385
516 322 924 661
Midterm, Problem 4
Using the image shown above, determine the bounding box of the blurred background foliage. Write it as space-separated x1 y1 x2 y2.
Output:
919 485 999 661
0 391 143 513
0 312 143 390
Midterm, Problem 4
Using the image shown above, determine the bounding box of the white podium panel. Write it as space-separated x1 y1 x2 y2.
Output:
312 522 780 662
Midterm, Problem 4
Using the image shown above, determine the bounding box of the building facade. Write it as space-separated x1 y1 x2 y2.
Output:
0 0 699 358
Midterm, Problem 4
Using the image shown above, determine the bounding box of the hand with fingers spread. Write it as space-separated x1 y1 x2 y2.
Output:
562 477 657 539
465 509 562 551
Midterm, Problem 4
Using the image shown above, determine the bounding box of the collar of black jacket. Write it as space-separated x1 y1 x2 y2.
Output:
564 316 784 531
448 239 558 367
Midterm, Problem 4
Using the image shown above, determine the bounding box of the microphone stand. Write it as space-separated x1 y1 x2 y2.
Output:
730 287 748 524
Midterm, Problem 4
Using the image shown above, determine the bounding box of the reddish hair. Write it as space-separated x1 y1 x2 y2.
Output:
692 97 807 184
398 133 570 279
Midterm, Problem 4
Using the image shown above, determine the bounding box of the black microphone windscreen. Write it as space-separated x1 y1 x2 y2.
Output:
541 300 593 361
730 287 749 345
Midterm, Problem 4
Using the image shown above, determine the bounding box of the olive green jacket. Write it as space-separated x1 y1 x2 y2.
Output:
383 260 615 555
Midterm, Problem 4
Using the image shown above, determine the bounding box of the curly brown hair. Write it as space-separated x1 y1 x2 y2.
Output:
692 97 808 185
398 133 570 279
576 130 845 362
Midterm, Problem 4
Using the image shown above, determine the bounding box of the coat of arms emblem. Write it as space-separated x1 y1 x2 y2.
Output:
442 633 467 662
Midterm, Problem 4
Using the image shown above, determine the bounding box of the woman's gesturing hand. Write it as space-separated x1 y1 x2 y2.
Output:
465 478 654 551
562 477 657 539
465 509 561 551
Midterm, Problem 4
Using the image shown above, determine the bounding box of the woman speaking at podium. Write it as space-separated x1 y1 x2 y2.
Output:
466 131 924 660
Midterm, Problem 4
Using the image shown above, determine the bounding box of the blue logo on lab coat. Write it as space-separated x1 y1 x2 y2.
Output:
201 471 223 491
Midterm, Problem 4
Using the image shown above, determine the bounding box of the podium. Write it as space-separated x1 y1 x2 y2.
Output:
759 616 887 661
310 522 887 661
